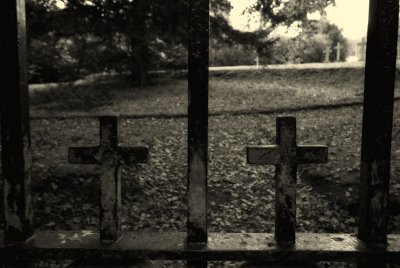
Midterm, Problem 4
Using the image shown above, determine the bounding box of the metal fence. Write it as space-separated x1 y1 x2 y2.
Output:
1 0 399 267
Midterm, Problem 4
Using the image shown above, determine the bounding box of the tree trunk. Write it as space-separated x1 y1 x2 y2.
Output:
130 40 150 87
129 0 150 87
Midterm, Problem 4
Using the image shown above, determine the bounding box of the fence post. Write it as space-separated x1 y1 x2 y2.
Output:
1 0 34 243
187 0 209 267
358 0 399 266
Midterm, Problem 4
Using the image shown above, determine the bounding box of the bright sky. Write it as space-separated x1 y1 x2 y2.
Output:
229 0 369 40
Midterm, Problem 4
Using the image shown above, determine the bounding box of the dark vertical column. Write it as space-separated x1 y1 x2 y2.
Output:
187 0 208 267
275 117 297 243
99 116 121 241
187 0 209 244
358 1 398 267
358 0 399 248
1 0 34 243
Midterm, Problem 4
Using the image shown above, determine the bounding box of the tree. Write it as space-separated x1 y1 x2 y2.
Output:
26 0 336 84
262 17 348 64
26 0 82 82
252 0 335 25
299 17 348 62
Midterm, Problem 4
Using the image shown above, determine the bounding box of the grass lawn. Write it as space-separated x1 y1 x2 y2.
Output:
2 67 400 267
30 67 400 117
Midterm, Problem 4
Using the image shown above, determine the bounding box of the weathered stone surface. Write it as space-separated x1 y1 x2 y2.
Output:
68 116 148 241
247 117 328 243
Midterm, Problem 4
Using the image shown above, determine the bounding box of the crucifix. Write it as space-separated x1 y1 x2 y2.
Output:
68 116 149 241
334 42 341 62
324 46 331 63
247 117 328 243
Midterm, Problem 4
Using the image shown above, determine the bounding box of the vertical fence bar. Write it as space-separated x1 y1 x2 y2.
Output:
358 0 399 266
1 0 34 243
187 0 209 267
187 0 209 244
358 0 399 244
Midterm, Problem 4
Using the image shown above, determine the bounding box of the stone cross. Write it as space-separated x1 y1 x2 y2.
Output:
354 42 358 58
68 116 149 241
398 43 400 59
334 42 341 62
324 46 331 63
247 117 328 243
255 56 260 68
358 37 366 61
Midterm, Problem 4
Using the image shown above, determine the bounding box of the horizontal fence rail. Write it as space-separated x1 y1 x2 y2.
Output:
2 231 400 263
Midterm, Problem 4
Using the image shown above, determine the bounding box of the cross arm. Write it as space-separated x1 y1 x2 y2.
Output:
117 146 149 164
247 145 279 165
297 145 328 164
68 147 99 164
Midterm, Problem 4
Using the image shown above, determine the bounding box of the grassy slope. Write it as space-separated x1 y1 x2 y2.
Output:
30 67 400 117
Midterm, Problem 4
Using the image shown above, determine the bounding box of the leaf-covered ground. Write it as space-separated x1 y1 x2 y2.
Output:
3 67 400 267
26 104 400 231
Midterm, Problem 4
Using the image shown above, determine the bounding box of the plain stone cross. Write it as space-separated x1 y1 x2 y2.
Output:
324 46 330 63
358 37 366 61
247 117 328 243
335 42 341 62
68 116 149 241
255 56 260 68
398 43 400 59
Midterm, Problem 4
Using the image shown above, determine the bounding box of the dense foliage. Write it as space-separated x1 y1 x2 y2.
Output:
26 0 335 84
265 18 348 64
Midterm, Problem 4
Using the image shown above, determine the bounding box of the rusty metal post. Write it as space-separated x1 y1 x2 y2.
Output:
187 0 209 266
187 0 209 245
358 0 399 245
1 0 34 243
358 0 399 267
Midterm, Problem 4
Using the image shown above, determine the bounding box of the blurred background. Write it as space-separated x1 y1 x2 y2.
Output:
27 0 370 85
